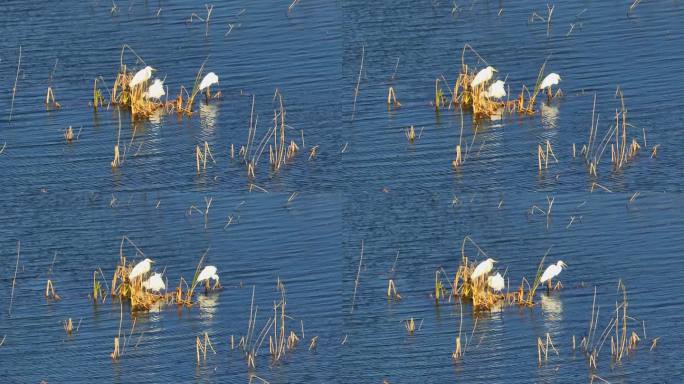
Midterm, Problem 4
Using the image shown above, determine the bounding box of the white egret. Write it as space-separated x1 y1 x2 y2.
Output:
540 260 567 289
199 72 219 91
485 80 506 99
540 73 561 98
196 265 220 289
487 272 505 292
471 258 497 280
471 66 496 88
130 66 155 88
143 272 166 292
144 78 165 100
129 258 153 280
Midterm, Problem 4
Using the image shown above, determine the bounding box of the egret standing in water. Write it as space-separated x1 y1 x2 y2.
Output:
471 66 496 89
485 80 506 99
471 258 497 281
540 260 567 290
130 66 154 89
198 72 219 101
129 258 154 280
144 78 165 100
488 272 505 292
143 272 166 292
196 265 220 291
540 73 561 99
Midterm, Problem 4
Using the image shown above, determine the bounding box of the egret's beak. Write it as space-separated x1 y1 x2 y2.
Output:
492 259 498 263
492 68 498 72
560 262 567 268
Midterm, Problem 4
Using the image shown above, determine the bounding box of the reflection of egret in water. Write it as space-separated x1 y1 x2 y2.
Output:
148 304 164 320
489 107 504 123
148 108 164 128
198 294 219 320
540 293 563 322
541 103 559 130
199 102 219 140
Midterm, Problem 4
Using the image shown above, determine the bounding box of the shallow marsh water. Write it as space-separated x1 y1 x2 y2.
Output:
1 1 683 383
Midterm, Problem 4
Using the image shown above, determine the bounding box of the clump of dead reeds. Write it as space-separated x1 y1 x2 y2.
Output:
110 66 161 120
404 318 416 335
452 237 554 310
537 333 559 365
404 125 416 143
63 318 81 335
109 236 173 311
63 126 75 143
447 46 510 118
45 87 61 110
92 269 108 303
195 141 216 174
448 46 561 120
308 145 319 160
308 336 318 351
579 89 653 177
196 332 217 364
235 282 307 370
45 279 61 301
92 78 106 110
111 145 121 168
452 237 506 311
579 282 651 369
387 279 401 300
537 140 558 171
111 337 120 360
387 86 401 108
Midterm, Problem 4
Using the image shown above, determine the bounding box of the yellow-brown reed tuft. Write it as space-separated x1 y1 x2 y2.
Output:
404 318 416 335
110 66 162 120
110 337 120 360
387 279 401 300
536 333 559 365
308 145 319 160
45 87 61 110
92 78 106 110
109 236 175 311
63 318 73 335
111 145 121 168
64 126 74 143
405 125 416 143
387 86 401 108
45 279 61 301
308 336 318 351
196 332 217 364
92 270 107 303
195 141 216 174
452 237 506 310
537 140 558 171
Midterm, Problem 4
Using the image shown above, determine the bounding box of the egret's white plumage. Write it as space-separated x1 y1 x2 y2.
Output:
487 272 505 292
197 265 219 284
471 258 497 280
540 73 561 90
143 272 166 292
130 66 154 88
144 78 165 100
471 66 496 88
485 80 506 99
129 258 153 280
540 260 567 283
199 72 219 91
